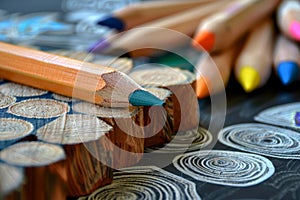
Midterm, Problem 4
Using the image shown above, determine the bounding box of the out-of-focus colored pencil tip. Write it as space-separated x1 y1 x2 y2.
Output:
277 61 299 85
129 90 165 106
295 112 300 126
88 38 110 53
192 31 215 52
97 16 125 31
239 66 260 93
196 77 210 98
290 21 300 41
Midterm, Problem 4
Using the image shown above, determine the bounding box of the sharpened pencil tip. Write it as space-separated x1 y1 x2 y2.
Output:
97 16 125 31
88 38 110 53
196 77 210 98
289 20 300 41
277 61 299 85
239 66 260 93
129 90 165 106
193 31 215 52
295 112 300 126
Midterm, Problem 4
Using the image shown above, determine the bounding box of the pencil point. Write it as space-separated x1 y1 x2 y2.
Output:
97 16 125 31
295 112 300 126
88 38 110 53
277 61 299 85
129 90 165 106
289 21 300 41
196 77 210 98
239 66 260 93
193 31 215 52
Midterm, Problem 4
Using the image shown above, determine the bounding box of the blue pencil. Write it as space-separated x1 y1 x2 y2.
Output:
273 34 300 85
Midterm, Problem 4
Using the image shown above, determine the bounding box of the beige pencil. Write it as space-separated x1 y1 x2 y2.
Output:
235 18 274 92
92 0 231 57
193 0 280 52
97 0 219 31
196 43 241 98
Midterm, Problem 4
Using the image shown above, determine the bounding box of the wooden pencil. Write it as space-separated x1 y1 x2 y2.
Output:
195 43 241 98
97 0 219 31
277 0 300 41
235 19 274 93
0 42 164 107
192 0 280 52
273 34 300 85
91 0 230 57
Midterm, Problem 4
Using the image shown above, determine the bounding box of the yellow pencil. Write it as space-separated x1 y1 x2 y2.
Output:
235 19 274 92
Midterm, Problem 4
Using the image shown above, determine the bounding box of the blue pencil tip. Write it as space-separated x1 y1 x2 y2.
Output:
277 61 300 85
97 16 125 31
129 90 165 106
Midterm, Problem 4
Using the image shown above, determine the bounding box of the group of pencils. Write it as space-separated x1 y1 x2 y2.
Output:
91 0 300 99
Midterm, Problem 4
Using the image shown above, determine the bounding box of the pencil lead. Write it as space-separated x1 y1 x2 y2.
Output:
192 31 215 52
129 90 165 106
277 61 299 85
239 66 260 93
97 16 125 31
196 77 210 98
88 38 110 53
290 20 300 41
295 112 300 126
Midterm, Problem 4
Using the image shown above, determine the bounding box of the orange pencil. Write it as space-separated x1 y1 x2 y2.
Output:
196 43 241 98
192 0 280 52
0 42 164 107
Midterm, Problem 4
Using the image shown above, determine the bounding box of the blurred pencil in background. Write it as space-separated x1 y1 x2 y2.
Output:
91 0 230 57
273 34 300 85
277 0 300 42
192 0 280 52
195 42 241 98
235 18 274 93
97 0 218 31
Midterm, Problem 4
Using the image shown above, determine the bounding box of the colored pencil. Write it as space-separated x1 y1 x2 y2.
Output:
195 43 240 98
235 19 274 93
0 42 164 107
91 0 230 57
277 0 300 41
192 0 280 52
97 0 218 31
273 34 300 85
